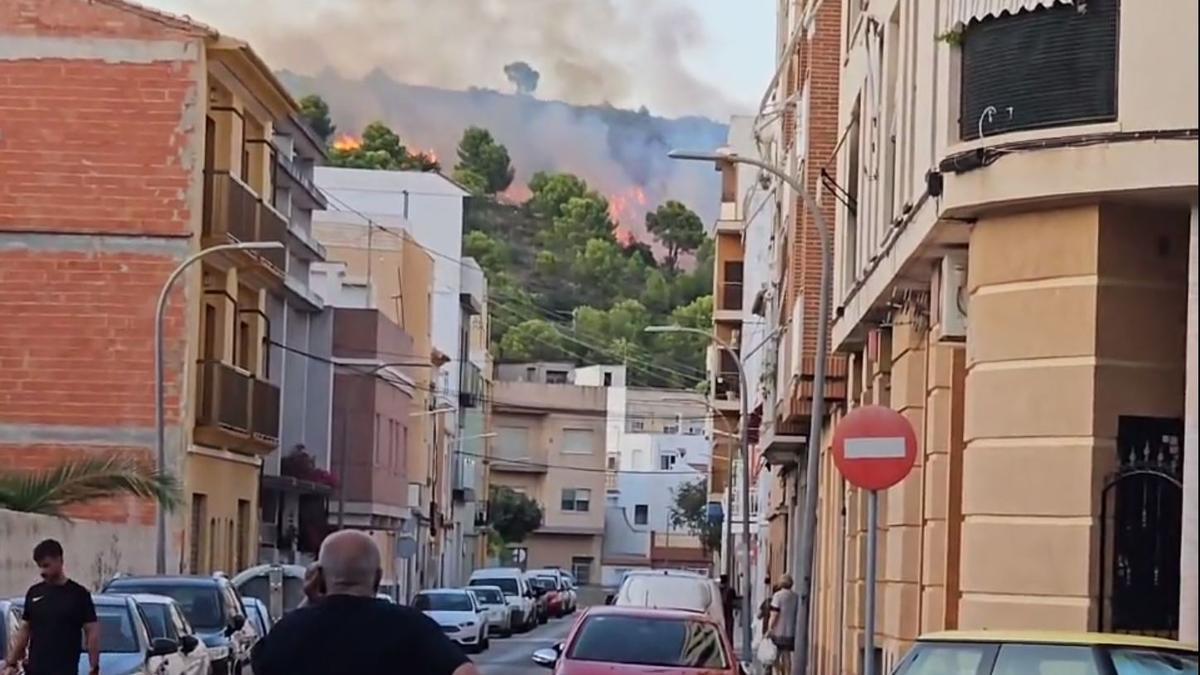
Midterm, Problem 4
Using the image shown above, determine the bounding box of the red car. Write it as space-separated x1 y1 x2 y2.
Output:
531 606 742 675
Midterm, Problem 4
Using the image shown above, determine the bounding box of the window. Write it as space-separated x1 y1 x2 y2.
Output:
634 504 649 525
139 603 176 640
568 614 727 668
631 419 645 432
525 366 536 381
470 577 519 596
497 426 530 460
414 592 474 612
663 424 680 434
563 428 595 455
189 494 207 573
561 488 591 512
546 370 569 384
992 644 1101 675
1110 648 1199 673
570 556 594 585
959 0 1118 140
603 372 613 386
235 499 250 572
894 642 994 675
660 454 678 471
94 606 140 653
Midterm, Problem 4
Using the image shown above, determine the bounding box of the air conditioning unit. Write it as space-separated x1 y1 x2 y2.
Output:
932 252 967 344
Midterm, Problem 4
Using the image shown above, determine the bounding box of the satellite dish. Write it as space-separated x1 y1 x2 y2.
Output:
396 536 418 560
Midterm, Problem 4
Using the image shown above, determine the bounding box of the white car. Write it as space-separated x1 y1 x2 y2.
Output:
127 594 212 675
466 586 512 637
468 568 537 632
613 569 726 632
413 589 489 653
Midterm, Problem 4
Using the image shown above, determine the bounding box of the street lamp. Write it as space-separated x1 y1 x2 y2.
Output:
668 147 832 675
154 241 285 574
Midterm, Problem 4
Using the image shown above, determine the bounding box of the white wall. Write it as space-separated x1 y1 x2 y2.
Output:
0 513 157 597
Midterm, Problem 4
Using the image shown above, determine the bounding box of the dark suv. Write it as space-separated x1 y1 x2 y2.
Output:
104 575 254 675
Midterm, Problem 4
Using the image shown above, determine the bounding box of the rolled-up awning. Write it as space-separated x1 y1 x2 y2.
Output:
943 0 1075 31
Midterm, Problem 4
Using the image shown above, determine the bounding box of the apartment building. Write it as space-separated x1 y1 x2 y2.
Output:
800 1 1198 673
258 113 335 566
490 367 607 585
311 221 441 591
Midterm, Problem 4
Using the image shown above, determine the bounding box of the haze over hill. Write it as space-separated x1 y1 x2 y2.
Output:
278 69 729 231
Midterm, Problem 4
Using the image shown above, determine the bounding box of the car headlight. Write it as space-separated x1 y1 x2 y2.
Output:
207 645 230 661
459 621 476 628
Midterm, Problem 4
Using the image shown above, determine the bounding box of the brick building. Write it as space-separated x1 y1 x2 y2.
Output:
0 0 321 574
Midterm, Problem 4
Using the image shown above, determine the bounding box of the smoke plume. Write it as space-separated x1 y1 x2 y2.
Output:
503 61 540 95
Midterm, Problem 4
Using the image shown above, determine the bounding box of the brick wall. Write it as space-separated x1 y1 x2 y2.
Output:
0 0 203 524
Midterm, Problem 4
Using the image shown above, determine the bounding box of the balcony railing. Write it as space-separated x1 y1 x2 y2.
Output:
257 202 288 273
197 360 251 433
719 282 743 311
251 377 281 443
714 370 741 401
204 172 258 243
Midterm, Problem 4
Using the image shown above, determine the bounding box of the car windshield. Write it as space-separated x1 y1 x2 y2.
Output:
414 593 473 612
471 578 518 595
568 615 727 669
473 588 505 604
94 605 140 654
531 578 554 591
1110 648 1199 674
110 584 224 631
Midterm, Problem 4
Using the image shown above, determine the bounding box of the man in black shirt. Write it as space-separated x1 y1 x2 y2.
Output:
252 530 479 675
3 539 99 675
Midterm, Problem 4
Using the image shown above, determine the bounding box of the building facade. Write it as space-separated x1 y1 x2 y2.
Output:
796 1 1199 673
490 370 607 585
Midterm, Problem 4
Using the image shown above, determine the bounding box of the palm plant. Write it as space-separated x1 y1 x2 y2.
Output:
0 454 181 517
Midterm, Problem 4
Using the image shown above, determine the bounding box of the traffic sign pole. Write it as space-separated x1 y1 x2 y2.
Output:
864 490 878 675
830 405 918 675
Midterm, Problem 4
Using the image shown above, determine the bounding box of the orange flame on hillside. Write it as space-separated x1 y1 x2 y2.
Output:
607 185 648 225
332 135 362 152
614 226 636 247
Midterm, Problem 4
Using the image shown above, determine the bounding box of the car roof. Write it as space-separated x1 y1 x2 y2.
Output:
469 584 504 590
581 605 720 623
622 569 707 579
91 594 138 607
108 575 222 587
121 593 179 605
471 568 523 576
920 630 1198 652
418 588 470 594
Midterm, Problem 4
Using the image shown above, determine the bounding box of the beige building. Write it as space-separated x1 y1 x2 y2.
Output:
490 375 607 585
783 1 1200 673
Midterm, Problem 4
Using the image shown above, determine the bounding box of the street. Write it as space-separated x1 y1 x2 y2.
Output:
474 617 574 675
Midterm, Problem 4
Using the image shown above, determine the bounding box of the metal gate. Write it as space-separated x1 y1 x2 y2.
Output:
1098 416 1183 638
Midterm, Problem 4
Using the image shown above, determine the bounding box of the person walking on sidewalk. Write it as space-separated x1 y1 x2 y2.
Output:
718 574 738 646
252 530 479 675
3 539 100 675
768 574 798 675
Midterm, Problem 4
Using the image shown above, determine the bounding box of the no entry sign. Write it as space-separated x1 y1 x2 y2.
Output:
832 405 918 491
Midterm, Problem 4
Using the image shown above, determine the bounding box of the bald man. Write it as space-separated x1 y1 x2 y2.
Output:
252 530 479 675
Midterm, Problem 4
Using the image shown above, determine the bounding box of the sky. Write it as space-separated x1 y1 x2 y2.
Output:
148 0 777 120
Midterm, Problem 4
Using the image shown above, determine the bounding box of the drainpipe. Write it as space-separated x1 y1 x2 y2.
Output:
1181 204 1198 644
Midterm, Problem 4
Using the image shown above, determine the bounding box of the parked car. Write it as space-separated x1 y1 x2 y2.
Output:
532 569 577 614
528 575 563 619
241 596 273 640
467 585 513 637
892 630 1198 674
104 575 254 675
413 589 489 653
11 593 186 675
230 563 307 622
125 594 211 675
0 599 19 669
611 570 725 632
469 568 537 632
531 606 738 674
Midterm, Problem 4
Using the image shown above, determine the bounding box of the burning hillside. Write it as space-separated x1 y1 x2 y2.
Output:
278 70 727 231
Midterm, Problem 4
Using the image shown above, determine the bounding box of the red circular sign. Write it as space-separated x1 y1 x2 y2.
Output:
832 405 918 491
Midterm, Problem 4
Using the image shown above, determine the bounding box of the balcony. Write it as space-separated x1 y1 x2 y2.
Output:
251 377 281 444
715 201 741 234
195 359 280 453
712 370 741 412
203 171 258 244
715 281 743 322
257 202 288 274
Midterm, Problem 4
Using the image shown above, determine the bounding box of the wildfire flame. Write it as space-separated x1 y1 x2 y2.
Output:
607 186 648 224
614 226 636 247
332 134 362 152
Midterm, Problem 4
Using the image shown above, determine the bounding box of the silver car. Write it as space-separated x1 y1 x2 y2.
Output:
125 594 211 675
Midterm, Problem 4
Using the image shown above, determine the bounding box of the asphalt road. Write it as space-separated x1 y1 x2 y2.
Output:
474 615 576 675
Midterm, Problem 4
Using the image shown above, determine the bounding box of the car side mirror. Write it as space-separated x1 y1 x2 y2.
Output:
531 647 558 668
226 614 246 635
148 637 179 658
179 634 199 654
